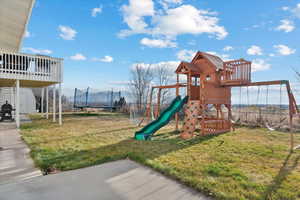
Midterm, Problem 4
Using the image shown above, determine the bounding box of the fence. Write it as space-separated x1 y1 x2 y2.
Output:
73 88 123 108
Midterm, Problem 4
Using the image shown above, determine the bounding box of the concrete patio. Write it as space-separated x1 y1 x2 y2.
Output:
0 121 42 185
0 159 210 200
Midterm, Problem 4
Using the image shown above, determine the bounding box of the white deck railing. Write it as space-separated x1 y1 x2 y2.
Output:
0 51 63 83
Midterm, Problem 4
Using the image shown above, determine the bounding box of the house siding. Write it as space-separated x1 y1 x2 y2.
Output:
0 87 36 113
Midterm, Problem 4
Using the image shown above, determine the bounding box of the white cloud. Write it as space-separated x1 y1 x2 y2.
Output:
92 55 114 63
119 2 228 43
22 47 52 55
132 60 188 83
162 0 183 4
91 6 102 17
176 49 197 61
119 0 155 37
159 0 183 9
269 53 275 57
247 45 263 55
276 19 295 33
252 59 271 72
292 3 300 18
140 37 176 48
152 5 228 40
24 30 31 38
282 6 290 11
132 61 180 72
58 25 77 40
273 44 296 55
223 46 233 51
70 53 86 61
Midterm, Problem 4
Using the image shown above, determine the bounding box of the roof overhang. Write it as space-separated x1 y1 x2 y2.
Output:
175 61 201 74
0 0 35 52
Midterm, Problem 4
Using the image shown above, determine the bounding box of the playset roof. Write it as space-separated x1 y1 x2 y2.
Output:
192 52 224 70
175 62 201 74
176 51 224 74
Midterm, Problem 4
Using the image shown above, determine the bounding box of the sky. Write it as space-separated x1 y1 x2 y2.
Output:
22 0 300 101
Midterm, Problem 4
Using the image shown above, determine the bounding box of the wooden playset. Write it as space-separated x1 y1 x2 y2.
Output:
137 51 299 149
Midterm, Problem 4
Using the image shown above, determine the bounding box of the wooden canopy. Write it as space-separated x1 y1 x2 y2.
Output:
175 62 201 74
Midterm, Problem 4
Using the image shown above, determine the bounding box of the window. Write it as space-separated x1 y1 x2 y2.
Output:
192 77 200 86
206 75 211 81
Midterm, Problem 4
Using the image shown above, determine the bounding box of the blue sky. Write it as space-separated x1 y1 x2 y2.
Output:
22 0 300 98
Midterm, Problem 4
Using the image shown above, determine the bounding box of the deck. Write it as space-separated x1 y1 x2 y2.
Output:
220 59 251 86
0 51 63 87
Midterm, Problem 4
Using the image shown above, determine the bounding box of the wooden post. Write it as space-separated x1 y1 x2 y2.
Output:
201 104 205 136
175 74 179 130
187 73 191 97
147 87 154 120
220 105 224 119
16 80 20 128
226 104 234 131
156 88 161 118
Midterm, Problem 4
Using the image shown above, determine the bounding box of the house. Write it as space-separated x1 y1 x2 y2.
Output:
0 0 63 127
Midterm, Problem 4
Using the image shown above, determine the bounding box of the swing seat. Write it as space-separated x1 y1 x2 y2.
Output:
265 122 275 131
231 118 240 124
294 144 300 150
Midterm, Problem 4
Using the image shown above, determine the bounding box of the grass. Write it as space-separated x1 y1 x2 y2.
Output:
21 112 300 200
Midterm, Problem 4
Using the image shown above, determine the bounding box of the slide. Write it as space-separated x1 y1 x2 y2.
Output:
135 96 188 140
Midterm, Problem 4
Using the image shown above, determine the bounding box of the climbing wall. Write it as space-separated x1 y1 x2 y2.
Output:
181 100 201 139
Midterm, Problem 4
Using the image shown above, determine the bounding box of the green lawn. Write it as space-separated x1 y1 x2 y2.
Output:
21 112 300 200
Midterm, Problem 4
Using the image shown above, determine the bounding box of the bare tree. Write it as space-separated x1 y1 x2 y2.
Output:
129 64 154 110
153 64 173 105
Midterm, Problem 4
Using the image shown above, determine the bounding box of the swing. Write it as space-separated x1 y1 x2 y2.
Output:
231 87 242 124
264 85 275 131
255 86 261 125
245 86 249 123
264 83 287 131
278 83 287 128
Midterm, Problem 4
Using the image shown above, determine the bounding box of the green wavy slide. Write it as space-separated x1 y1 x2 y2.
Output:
135 96 188 140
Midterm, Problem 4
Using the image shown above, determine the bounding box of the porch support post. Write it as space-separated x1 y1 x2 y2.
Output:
46 87 49 119
53 84 56 122
41 88 44 117
59 83 62 125
16 80 20 128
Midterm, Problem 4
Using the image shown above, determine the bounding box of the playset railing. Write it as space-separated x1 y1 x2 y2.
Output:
222 59 251 85
201 119 231 135
0 51 63 83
